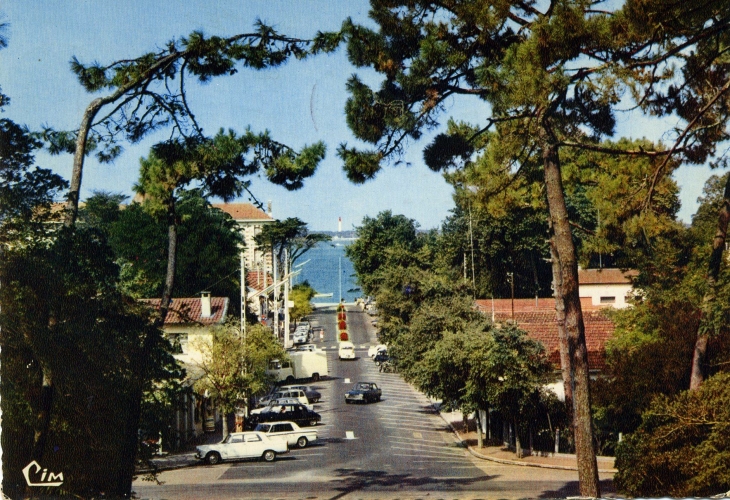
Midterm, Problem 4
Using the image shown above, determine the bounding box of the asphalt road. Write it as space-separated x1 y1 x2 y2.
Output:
133 305 613 499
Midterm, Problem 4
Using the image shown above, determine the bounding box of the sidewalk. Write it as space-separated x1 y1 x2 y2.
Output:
137 431 222 474
437 405 617 473
138 409 617 475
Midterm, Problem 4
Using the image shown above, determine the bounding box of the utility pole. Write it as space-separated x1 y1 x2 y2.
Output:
283 249 290 349
240 250 246 343
273 249 279 340
469 206 476 289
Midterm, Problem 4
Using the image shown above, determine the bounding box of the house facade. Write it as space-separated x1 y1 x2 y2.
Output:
212 202 275 270
475 297 615 375
141 293 229 449
577 268 638 309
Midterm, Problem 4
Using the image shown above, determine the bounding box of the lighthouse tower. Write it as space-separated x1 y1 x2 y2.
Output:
338 216 342 233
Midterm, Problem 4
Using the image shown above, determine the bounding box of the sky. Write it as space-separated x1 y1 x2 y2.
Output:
0 1 719 231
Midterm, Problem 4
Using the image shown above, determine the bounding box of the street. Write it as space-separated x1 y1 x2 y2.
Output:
133 305 614 499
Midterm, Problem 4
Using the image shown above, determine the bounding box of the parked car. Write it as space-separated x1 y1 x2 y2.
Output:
345 382 382 404
279 384 321 403
291 344 319 352
338 341 356 360
254 421 318 449
248 403 321 429
368 344 387 358
195 431 288 465
251 398 312 415
257 389 312 407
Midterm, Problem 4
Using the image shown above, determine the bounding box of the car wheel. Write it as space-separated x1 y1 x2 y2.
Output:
205 451 221 465
345 399 351 404
285 376 295 384
376 395 381 402
262 450 276 462
297 436 308 448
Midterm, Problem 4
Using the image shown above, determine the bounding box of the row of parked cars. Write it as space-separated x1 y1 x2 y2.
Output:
196 374 388 465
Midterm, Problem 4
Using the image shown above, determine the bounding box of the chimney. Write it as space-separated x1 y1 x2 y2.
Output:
200 292 212 318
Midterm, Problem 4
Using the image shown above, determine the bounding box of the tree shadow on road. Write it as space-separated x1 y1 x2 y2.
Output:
538 478 616 498
326 468 494 500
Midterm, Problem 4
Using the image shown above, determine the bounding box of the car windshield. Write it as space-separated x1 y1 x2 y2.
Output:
255 424 271 432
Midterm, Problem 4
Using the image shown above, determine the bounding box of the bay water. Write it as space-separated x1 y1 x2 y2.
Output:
293 240 361 304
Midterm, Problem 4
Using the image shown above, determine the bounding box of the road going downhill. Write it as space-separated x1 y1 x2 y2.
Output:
133 305 612 499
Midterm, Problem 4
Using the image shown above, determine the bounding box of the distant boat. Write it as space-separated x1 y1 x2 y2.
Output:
347 288 360 293
314 293 334 298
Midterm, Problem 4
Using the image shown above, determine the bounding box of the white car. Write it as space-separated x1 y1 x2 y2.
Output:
254 421 318 448
368 344 388 357
195 431 288 465
339 341 356 360
251 398 313 415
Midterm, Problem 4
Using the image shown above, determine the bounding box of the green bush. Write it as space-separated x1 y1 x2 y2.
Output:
614 372 730 497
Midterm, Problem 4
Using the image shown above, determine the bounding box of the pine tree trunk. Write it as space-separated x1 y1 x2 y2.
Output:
31 363 52 462
29 314 56 472
542 136 600 498
120 201 179 496
549 228 574 421
514 417 522 459
690 174 730 389
64 98 104 227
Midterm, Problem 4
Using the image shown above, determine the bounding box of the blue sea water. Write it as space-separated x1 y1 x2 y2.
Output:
293 240 361 303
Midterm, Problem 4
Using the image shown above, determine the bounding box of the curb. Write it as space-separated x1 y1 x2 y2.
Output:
435 406 617 474
136 457 200 474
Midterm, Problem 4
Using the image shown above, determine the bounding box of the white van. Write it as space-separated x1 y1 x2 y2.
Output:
338 341 356 360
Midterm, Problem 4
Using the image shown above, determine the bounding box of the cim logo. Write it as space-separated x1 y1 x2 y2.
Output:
22 460 64 487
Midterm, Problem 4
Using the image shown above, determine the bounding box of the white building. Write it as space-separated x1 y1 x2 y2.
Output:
578 268 638 309
212 202 274 270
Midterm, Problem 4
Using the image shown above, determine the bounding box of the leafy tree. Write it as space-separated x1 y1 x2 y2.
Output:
591 173 730 453
290 282 317 323
1 228 179 497
334 2 657 490
254 217 331 276
332 1 730 486
44 23 338 226
0 118 68 247
193 322 287 436
614 372 730 497
82 190 244 300
345 210 421 296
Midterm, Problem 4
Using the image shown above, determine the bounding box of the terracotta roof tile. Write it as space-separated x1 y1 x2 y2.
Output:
481 307 615 371
578 268 637 285
246 270 272 292
475 297 598 314
140 297 229 326
212 203 272 221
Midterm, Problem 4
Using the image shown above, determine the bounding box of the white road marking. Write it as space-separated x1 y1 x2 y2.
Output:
345 431 355 439
389 445 466 456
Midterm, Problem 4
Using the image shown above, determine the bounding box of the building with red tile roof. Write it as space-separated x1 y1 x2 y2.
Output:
212 202 274 270
475 298 615 372
578 268 638 309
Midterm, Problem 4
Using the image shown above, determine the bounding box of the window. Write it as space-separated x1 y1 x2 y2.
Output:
168 334 188 354
600 296 616 304
229 435 244 443
244 434 262 442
